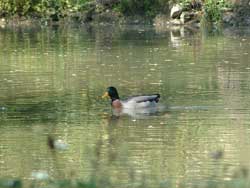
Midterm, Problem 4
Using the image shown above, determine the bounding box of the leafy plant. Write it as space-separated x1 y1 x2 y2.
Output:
0 0 91 18
204 0 232 23
172 0 232 23
0 0 29 16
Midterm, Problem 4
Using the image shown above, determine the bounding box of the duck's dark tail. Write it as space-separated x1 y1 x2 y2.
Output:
135 94 160 103
154 94 160 103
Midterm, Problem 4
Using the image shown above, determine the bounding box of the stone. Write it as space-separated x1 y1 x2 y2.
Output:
0 18 6 28
180 11 202 25
180 11 195 24
222 12 235 25
170 19 183 25
170 4 183 19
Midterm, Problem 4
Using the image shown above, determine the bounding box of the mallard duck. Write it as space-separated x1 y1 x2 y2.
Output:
102 86 160 109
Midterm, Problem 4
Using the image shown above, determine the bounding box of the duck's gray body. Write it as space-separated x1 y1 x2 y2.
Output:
121 94 160 109
123 94 160 103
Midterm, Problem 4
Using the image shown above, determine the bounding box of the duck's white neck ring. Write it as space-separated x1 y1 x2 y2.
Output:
111 97 120 102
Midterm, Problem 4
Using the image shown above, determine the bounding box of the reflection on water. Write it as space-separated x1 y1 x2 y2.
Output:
1 24 250 187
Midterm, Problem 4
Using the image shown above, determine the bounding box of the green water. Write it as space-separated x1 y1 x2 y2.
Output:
1 25 250 187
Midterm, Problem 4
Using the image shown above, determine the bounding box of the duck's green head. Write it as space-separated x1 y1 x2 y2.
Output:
102 86 120 101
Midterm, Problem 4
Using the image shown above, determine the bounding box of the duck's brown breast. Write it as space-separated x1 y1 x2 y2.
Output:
112 100 122 108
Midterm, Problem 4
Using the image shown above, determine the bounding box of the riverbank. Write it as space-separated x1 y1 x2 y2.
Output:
0 0 250 28
0 0 166 27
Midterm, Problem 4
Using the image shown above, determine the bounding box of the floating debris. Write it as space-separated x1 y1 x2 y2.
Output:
48 136 68 151
0 180 21 188
31 171 49 180
210 150 223 160
164 59 173 62
54 139 68 150
149 63 158 66
0 107 6 111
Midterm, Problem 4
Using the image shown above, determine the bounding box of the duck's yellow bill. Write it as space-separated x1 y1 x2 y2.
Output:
102 92 109 99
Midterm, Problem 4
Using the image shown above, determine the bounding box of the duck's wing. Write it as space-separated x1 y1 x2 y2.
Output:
124 94 160 103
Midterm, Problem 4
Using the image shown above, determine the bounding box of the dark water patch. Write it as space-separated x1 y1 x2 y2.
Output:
0 94 78 122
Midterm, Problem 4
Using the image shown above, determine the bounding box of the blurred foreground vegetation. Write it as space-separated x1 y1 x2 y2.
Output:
1 177 250 188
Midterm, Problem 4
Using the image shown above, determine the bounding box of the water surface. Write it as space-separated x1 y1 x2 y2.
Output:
1 25 250 187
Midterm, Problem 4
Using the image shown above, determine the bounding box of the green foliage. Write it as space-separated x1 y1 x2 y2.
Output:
117 0 169 17
0 0 169 19
33 0 71 20
0 0 32 16
0 0 232 23
203 0 221 23
0 0 91 18
203 0 232 23
174 0 232 23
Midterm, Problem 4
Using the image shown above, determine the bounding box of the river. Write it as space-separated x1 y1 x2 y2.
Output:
1 24 250 187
